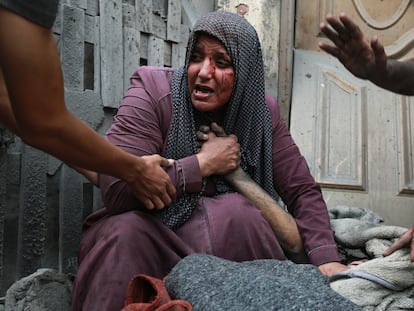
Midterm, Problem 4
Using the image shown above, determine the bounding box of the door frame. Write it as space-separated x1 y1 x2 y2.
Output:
278 0 296 124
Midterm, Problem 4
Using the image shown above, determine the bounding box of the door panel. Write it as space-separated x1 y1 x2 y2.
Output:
291 0 414 227
295 0 414 60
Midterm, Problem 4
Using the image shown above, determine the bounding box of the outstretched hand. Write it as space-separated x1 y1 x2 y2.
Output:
383 225 414 261
318 12 388 80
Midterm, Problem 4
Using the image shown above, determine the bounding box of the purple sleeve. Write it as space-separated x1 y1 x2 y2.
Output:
267 95 340 266
99 68 203 215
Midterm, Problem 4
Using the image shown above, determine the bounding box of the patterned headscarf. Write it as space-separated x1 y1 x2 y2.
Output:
154 11 276 230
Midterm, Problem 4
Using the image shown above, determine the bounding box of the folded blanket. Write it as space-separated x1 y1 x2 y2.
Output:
328 205 414 310
165 253 362 311
330 219 407 250
328 205 384 224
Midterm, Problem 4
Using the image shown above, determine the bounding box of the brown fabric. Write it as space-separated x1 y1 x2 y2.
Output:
122 274 192 311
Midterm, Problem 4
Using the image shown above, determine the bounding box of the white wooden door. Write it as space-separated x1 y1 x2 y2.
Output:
290 0 414 227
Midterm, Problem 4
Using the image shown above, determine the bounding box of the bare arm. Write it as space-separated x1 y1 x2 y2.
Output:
1 66 101 187
375 57 414 95
319 12 414 95
225 165 347 273
198 123 307 263
224 167 307 262
383 225 414 261
0 7 175 209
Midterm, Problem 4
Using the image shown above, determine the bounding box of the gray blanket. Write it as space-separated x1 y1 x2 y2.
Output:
165 253 362 311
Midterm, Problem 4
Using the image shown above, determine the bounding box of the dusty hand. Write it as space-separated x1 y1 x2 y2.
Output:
318 13 387 80
196 122 227 150
383 225 414 261
318 262 348 276
129 155 176 210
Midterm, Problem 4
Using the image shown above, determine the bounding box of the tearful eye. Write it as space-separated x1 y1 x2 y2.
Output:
215 59 231 68
189 52 202 62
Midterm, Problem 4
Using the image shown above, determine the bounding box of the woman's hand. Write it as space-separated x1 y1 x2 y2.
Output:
196 123 240 177
196 131 240 177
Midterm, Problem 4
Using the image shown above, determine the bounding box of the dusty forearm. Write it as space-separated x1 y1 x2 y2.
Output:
203 117 306 260
225 167 307 262
370 58 414 96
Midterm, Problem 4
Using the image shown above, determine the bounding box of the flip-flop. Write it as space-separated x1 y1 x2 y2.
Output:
123 274 172 310
122 274 193 311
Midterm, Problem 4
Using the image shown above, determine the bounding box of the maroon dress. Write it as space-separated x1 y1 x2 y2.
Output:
70 66 340 311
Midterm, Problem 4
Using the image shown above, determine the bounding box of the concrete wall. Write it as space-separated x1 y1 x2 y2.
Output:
216 0 281 101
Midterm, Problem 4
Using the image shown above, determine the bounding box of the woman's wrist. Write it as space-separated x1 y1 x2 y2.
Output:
196 153 212 177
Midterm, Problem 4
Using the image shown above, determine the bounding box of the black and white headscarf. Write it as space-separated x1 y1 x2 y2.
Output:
155 11 276 230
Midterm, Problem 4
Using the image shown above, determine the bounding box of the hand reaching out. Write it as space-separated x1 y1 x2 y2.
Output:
319 13 414 263
383 225 414 261
318 12 387 81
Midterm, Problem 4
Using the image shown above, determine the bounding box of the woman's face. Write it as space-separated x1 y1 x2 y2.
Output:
187 34 235 112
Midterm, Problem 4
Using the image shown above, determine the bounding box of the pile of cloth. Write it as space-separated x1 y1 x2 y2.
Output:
328 205 414 310
123 206 413 310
